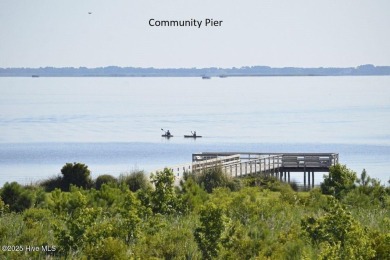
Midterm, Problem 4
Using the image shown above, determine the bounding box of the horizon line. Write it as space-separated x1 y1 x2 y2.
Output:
1 64 389 70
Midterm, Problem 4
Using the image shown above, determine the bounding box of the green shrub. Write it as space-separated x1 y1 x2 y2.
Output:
0 182 34 212
196 165 239 193
133 216 200 259
119 170 150 192
95 174 117 190
0 197 8 215
301 197 375 259
289 181 299 191
85 237 129 260
320 164 357 199
180 175 209 213
150 168 182 214
194 202 225 259
60 162 92 191
23 208 52 223
39 175 63 192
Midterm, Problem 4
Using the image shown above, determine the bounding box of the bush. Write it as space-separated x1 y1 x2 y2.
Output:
196 166 238 193
194 202 225 259
40 175 63 192
150 168 181 214
180 176 209 213
85 237 129 260
301 197 375 259
289 181 299 191
320 164 357 199
61 162 92 191
242 175 283 190
0 197 9 215
95 174 117 190
0 182 34 212
119 171 150 192
23 208 52 223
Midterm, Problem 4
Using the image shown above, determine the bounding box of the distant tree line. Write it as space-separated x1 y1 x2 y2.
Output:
1 64 390 77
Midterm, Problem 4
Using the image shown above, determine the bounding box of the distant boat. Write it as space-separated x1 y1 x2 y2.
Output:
32 75 39 78
219 75 227 78
161 128 173 138
184 135 202 138
202 76 211 79
184 131 202 138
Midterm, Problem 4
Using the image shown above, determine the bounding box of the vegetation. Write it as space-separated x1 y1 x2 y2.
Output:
190 165 242 193
60 162 92 191
94 174 117 190
0 163 389 259
320 164 357 199
119 170 151 192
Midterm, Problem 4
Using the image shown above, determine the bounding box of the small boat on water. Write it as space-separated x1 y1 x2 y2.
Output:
184 131 202 138
184 135 202 138
202 76 211 79
161 128 173 138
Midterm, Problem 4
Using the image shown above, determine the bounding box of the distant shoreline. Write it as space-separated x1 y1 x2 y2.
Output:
1 64 390 77
2 75 390 78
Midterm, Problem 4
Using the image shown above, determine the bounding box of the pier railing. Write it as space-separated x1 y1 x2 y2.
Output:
192 152 339 187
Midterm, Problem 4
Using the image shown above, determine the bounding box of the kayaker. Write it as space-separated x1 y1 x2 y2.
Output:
193 131 196 137
167 130 171 136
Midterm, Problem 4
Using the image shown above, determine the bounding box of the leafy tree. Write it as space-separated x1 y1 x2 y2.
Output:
320 164 357 199
194 203 225 259
61 162 92 191
357 168 371 186
150 168 181 214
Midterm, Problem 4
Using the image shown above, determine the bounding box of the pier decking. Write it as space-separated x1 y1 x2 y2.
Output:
192 152 339 188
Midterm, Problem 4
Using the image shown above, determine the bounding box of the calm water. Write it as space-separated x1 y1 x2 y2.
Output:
0 77 389 185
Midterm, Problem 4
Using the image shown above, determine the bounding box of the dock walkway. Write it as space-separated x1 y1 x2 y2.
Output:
192 152 339 187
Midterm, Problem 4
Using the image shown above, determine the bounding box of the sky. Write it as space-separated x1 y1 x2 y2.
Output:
0 0 389 68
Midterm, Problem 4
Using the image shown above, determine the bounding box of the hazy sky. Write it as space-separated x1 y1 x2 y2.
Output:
0 0 389 68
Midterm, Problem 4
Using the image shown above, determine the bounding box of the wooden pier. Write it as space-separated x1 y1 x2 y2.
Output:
192 152 339 188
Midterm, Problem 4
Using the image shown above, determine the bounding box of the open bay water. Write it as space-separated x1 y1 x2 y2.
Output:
0 76 389 185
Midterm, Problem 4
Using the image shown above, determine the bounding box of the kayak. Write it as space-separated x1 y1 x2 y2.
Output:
184 135 202 138
162 134 173 138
